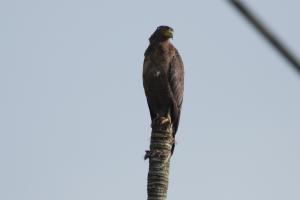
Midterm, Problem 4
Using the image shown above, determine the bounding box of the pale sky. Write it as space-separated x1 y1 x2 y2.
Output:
1 1 300 200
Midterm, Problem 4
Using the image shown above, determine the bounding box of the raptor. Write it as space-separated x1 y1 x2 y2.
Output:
143 25 184 154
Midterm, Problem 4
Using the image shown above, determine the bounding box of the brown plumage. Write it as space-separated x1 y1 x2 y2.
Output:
143 26 184 154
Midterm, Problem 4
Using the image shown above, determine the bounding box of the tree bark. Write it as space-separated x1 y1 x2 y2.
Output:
145 116 174 200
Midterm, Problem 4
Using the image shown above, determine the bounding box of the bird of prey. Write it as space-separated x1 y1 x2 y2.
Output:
143 25 184 154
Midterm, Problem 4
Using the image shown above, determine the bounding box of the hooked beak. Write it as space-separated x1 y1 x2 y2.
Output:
169 31 173 39
164 29 174 39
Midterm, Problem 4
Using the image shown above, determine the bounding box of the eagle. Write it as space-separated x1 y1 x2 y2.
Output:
143 25 184 155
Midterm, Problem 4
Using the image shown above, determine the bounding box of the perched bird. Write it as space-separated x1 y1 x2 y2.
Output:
143 25 184 154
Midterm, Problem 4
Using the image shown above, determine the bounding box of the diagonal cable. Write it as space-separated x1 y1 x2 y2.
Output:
228 0 300 75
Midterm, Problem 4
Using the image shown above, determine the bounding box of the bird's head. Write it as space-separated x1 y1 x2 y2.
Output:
149 25 174 43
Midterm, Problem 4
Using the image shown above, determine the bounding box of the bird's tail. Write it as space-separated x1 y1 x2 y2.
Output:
171 143 175 155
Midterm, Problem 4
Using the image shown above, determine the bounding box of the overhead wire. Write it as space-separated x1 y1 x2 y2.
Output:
228 0 300 75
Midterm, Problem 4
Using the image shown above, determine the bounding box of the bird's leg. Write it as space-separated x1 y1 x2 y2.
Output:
151 113 160 128
151 114 171 131
159 114 171 125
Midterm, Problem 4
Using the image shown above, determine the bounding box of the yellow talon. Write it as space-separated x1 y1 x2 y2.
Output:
160 116 171 125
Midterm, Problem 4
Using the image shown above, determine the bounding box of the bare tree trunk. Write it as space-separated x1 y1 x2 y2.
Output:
145 115 174 200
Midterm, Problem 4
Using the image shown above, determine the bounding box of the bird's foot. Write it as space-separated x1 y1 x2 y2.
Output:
159 116 171 125
151 114 172 131
151 116 171 126
151 115 172 131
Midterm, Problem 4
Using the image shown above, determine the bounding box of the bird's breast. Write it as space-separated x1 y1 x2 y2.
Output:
154 70 161 77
